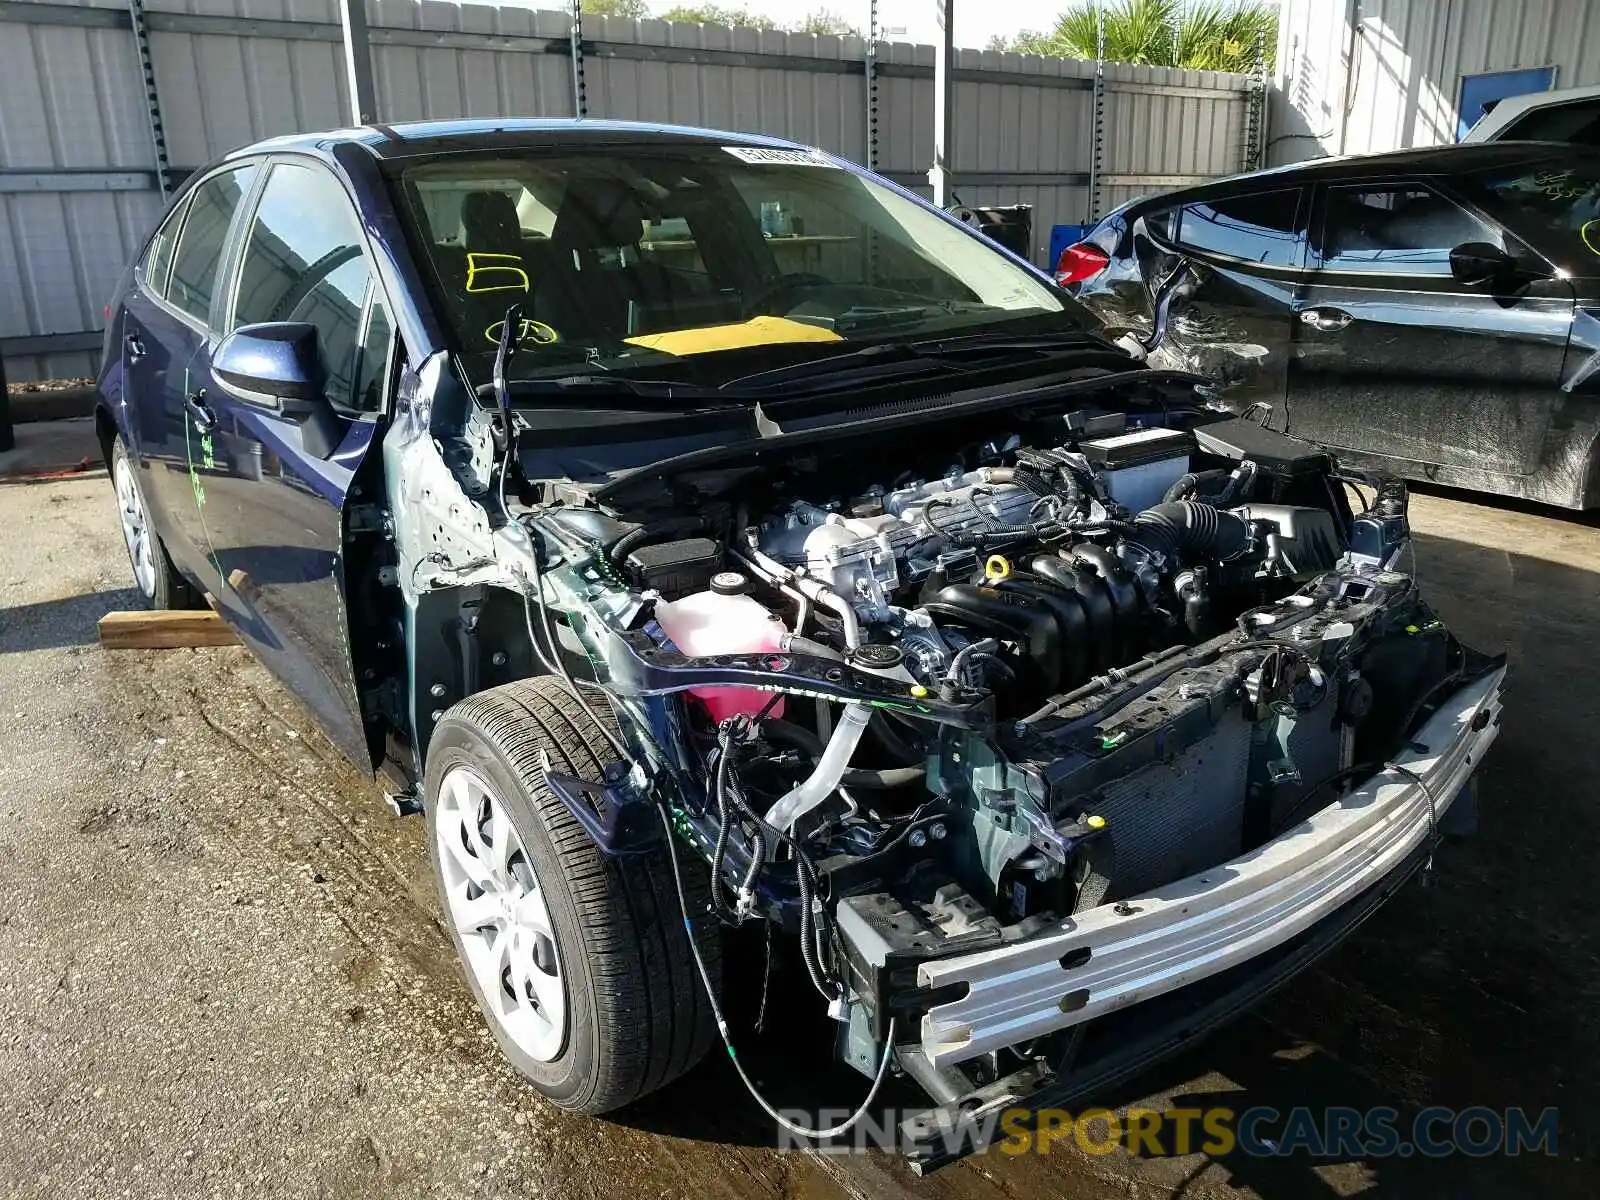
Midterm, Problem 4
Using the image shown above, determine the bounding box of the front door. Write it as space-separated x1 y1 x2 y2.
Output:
1287 181 1574 479
199 158 394 770
123 163 260 591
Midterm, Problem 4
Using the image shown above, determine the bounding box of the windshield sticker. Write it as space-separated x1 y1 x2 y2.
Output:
722 146 837 168
1527 170 1590 203
483 316 560 348
466 252 530 293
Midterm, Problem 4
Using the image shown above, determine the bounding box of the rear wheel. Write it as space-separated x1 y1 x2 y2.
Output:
424 676 720 1113
110 438 198 610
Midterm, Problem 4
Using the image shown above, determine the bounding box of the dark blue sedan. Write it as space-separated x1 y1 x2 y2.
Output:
95 120 1503 1169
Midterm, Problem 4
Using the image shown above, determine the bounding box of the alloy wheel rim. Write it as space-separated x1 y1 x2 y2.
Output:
113 455 157 598
434 765 566 1062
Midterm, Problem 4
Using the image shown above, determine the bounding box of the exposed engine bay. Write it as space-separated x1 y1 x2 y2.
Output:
395 365 1500 1160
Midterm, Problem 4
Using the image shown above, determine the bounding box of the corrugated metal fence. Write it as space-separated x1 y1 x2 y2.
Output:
1273 0 1600 165
0 0 1258 381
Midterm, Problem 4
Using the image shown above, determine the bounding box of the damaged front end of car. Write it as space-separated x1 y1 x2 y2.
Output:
378 349 1503 1170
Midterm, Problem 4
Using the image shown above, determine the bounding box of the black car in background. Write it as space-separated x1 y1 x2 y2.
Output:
1059 141 1600 509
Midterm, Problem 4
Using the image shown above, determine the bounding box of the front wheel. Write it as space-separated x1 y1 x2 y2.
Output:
424 676 720 1114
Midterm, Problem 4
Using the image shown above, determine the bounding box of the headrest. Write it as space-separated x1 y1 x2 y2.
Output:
567 180 648 248
460 190 522 251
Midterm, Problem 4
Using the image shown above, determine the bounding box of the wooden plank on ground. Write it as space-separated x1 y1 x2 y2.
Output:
98 609 241 650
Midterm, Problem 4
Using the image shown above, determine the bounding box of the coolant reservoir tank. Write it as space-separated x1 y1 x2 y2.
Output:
653 587 787 722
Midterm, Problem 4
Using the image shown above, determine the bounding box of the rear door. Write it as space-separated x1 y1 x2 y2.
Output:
200 157 394 770
1153 187 1309 412
1286 180 1574 477
122 162 260 588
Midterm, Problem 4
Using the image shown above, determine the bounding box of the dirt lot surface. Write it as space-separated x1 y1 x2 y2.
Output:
4 378 94 394
0 474 1594 1199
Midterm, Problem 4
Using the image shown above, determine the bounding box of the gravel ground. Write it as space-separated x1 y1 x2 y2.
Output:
4 378 95 394
0 473 1594 1199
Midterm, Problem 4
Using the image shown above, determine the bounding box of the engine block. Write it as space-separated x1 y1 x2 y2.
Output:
755 468 1039 614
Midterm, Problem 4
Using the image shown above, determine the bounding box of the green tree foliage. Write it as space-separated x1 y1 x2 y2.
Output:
582 0 652 17
658 4 778 29
655 5 858 35
994 0 1276 74
796 8 860 37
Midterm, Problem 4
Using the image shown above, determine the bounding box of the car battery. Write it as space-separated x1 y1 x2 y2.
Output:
1080 426 1194 513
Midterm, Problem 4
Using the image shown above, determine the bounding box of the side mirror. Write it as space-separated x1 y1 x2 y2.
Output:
1449 241 1513 287
213 322 324 413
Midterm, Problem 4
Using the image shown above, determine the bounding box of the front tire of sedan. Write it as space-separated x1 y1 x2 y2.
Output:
424 676 720 1114
110 438 198 610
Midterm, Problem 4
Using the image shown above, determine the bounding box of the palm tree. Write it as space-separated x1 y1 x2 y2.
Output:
1000 0 1276 74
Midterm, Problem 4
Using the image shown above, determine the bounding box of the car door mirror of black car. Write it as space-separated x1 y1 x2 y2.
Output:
213 322 329 417
1448 241 1515 287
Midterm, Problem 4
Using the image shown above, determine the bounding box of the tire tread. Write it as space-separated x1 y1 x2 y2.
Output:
447 675 719 1112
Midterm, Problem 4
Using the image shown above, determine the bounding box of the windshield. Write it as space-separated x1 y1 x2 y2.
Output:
393 143 1073 384
1470 160 1600 266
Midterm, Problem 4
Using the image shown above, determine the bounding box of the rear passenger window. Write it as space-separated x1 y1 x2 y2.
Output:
1319 186 1503 275
167 164 258 323
232 162 376 415
1175 190 1302 266
140 198 190 300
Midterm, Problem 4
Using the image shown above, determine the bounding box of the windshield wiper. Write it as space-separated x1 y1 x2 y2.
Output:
831 300 1001 334
909 329 1099 354
475 374 750 410
717 342 954 393
718 327 1103 394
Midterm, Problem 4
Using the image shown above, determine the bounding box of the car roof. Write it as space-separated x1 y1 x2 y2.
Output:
1463 83 1600 143
1121 140 1600 213
219 118 820 165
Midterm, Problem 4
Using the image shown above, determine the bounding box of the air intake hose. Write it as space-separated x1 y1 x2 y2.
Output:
1127 501 1250 565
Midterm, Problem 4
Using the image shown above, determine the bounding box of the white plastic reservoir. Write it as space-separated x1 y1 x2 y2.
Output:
653 590 788 722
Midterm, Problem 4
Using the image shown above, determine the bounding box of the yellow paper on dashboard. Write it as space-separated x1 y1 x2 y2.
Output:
624 315 842 356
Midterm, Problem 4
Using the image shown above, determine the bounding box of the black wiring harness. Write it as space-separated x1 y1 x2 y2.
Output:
706 715 844 1007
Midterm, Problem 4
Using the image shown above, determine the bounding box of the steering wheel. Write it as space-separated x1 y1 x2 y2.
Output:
740 272 832 319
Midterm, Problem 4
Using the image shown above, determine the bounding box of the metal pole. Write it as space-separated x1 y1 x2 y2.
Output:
337 0 378 124
929 0 954 207
1336 0 1360 156
1246 28 1268 171
570 0 587 118
1087 0 1105 222
127 0 171 200
864 0 879 171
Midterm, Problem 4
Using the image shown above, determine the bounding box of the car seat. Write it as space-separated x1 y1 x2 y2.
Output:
456 190 535 347
536 180 692 340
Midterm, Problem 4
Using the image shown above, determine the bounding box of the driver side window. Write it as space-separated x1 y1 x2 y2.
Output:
1318 185 1503 276
230 161 382 413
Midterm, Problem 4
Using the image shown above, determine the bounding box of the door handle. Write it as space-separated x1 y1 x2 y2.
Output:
124 332 146 364
1299 307 1353 332
185 389 216 432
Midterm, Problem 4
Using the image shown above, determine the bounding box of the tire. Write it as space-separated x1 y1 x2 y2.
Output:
424 675 720 1114
110 438 199 610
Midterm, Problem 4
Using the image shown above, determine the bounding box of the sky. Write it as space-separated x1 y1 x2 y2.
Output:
646 0 1072 49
